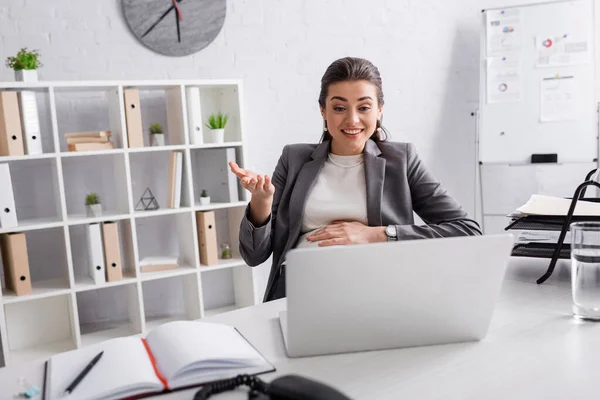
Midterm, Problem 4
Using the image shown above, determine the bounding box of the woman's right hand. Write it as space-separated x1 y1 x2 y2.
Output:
229 162 275 200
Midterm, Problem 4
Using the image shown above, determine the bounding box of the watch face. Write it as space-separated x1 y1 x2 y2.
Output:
123 0 226 57
385 225 396 237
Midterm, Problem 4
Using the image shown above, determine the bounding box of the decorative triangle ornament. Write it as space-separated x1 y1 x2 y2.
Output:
135 188 159 211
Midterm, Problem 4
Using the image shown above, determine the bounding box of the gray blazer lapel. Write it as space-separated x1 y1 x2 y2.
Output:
285 141 329 253
364 140 385 226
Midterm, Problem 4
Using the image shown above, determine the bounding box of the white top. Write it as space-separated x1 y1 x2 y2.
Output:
295 153 368 248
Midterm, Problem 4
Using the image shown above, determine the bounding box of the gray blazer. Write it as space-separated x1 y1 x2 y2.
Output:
239 139 482 302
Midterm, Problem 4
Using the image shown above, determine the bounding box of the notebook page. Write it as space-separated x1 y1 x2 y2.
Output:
47 337 163 400
146 321 266 383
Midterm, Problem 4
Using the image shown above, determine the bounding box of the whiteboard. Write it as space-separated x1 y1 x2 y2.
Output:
479 0 596 164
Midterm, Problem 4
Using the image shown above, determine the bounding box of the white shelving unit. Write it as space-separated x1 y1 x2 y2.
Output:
0 79 260 368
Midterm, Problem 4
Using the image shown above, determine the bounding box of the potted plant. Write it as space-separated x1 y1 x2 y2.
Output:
149 123 165 146
85 193 102 217
5 48 42 82
199 189 210 205
205 112 229 144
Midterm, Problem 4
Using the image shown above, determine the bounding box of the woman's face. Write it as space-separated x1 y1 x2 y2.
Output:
321 80 383 156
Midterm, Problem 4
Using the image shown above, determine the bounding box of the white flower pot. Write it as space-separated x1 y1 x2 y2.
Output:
151 134 165 146
208 129 224 144
15 70 38 82
199 196 211 205
86 204 103 218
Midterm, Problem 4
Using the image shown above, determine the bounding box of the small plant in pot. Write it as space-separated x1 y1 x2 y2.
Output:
205 112 228 144
149 123 165 146
199 189 210 205
85 193 102 217
5 48 42 82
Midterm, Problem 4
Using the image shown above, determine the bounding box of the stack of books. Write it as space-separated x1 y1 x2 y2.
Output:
65 130 114 152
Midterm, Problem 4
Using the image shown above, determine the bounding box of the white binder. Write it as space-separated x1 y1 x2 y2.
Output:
174 151 183 208
0 163 18 228
194 148 239 203
185 87 203 145
17 91 42 155
87 223 106 284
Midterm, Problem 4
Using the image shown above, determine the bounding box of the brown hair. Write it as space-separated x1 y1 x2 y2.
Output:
318 57 389 142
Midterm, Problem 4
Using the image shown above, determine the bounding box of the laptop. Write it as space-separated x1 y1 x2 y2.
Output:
279 233 514 357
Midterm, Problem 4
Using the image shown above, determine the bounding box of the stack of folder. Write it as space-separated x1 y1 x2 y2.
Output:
65 131 114 152
87 222 123 284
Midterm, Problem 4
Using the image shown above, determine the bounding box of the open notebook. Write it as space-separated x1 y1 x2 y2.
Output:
43 321 275 400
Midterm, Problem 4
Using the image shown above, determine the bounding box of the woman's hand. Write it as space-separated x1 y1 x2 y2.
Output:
306 221 387 247
229 161 275 200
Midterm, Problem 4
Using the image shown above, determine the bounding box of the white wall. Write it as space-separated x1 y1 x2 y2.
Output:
1 0 597 321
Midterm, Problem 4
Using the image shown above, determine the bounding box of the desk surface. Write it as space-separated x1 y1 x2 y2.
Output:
1 259 597 400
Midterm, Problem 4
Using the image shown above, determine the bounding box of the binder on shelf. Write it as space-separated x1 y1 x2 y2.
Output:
0 91 25 156
17 91 42 155
67 142 114 152
0 232 32 296
194 148 240 203
123 88 144 148
139 256 178 272
101 222 123 282
0 163 18 228
166 87 183 145
185 87 203 145
87 223 106 284
196 211 218 266
167 151 183 208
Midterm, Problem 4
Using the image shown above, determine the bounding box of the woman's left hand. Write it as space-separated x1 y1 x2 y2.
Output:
306 221 386 247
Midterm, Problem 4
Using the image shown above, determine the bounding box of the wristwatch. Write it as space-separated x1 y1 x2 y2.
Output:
384 225 398 241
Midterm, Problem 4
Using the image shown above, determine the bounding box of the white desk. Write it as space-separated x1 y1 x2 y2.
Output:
1 258 598 400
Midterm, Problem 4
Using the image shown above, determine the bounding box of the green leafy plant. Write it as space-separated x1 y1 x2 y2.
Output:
205 112 229 129
149 123 163 135
5 48 43 70
85 193 100 206
201 189 208 198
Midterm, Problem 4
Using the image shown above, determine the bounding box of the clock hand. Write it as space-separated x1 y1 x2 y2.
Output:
141 4 175 38
173 0 183 21
175 6 181 42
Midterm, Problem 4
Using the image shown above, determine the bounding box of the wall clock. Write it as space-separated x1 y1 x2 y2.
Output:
122 0 227 57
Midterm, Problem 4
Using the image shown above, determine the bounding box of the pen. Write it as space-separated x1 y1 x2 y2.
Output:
64 351 104 395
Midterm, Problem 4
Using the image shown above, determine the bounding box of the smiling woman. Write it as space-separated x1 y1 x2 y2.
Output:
122 0 226 57
230 57 483 302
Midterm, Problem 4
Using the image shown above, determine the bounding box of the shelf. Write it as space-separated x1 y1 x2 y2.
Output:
0 78 259 368
59 148 125 158
199 257 246 272
189 141 243 149
0 153 57 162
66 212 131 226
0 216 63 234
128 145 187 153
80 322 140 348
133 207 192 219
74 271 138 293
139 264 196 282
76 284 143 349
2 278 70 304
195 201 247 211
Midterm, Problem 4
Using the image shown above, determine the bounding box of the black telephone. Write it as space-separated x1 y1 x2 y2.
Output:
193 374 353 400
